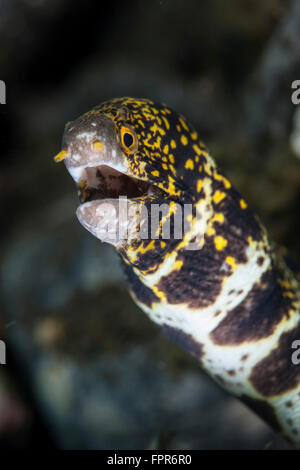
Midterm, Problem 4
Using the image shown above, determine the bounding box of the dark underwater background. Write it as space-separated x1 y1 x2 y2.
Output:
0 0 300 449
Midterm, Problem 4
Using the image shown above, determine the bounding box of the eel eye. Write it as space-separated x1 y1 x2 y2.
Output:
120 126 137 153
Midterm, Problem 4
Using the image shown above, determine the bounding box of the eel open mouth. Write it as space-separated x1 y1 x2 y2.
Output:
65 161 168 246
78 164 164 203
73 163 165 246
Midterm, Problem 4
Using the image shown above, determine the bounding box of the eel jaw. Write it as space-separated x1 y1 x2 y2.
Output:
68 162 165 247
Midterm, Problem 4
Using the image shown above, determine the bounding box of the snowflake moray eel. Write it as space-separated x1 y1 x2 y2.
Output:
54 97 300 447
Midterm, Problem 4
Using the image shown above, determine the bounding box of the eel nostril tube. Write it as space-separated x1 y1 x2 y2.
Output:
54 149 67 162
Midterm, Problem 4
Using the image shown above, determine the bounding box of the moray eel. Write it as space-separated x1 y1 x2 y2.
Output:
54 97 300 447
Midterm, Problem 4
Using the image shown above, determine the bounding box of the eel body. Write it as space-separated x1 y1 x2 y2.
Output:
54 97 300 447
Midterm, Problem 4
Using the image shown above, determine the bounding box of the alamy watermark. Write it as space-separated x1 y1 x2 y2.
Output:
88 196 204 250
0 80 6 104
291 340 300 365
291 80 300 105
0 340 6 364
